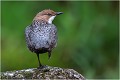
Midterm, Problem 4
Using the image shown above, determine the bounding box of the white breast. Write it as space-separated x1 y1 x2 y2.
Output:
48 16 56 24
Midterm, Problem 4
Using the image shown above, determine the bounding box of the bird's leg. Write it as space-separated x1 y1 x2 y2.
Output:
36 53 43 69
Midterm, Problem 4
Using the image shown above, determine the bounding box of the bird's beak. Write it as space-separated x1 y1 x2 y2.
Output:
56 12 63 15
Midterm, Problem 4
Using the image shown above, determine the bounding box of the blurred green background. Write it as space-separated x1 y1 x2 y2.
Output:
1 1 119 79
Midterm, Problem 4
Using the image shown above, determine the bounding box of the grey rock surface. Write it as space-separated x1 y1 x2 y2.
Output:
0 66 85 79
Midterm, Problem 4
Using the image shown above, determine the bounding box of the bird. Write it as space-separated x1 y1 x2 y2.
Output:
25 9 63 68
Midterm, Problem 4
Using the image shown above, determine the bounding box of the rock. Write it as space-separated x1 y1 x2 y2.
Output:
0 66 85 79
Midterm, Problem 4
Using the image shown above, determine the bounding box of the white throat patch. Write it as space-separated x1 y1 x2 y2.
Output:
48 16 56 24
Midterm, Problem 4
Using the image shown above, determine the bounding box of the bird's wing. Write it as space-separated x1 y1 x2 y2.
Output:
25 25 33 48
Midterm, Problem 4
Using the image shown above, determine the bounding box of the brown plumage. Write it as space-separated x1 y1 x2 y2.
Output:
25 9 63 68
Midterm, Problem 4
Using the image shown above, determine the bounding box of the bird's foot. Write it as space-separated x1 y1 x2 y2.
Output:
37 65 47 69
37 65 50 72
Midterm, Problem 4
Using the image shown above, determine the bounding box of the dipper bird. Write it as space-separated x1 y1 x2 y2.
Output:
25 9 63 68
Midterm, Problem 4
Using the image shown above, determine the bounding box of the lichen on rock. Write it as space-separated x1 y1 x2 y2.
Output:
0 66 85 79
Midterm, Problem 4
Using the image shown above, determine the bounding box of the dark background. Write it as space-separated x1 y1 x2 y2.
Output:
1 1 119 79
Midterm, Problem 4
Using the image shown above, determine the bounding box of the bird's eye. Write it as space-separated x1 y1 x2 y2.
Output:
47 14 52 16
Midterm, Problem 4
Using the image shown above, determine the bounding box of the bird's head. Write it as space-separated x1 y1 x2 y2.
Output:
33 9 63 24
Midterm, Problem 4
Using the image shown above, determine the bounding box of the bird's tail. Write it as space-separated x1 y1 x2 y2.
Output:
48 51 51 60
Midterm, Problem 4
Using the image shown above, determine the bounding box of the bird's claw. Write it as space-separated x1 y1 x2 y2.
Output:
37 65 45 69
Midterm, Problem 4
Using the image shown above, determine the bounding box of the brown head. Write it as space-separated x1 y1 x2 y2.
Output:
33 9 63 24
